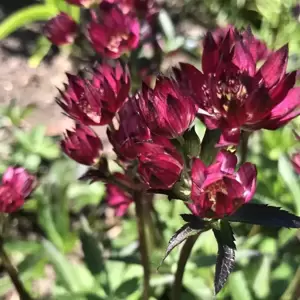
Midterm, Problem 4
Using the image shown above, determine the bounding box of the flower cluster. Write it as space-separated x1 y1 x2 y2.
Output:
58 26 300 219
43 0 158 60
0 167 36 213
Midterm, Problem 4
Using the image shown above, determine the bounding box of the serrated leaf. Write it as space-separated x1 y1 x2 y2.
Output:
213 221 236 295
227 203 300 228
158 222 205 269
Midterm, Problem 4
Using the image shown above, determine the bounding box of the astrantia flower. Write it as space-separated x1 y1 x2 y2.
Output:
107 98 151 160
61 124 102 165
44 12 78 45
106 173 133 216
189 150 257 218
177 27 300 146
0 167 35 213
57 62 130 125
87 7 140 58
134 77 197 139
136 137 184 189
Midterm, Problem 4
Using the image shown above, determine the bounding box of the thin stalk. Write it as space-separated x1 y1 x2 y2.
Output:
240 131 251 164
0 238 33 300
134 191 150 300
171 234 200 300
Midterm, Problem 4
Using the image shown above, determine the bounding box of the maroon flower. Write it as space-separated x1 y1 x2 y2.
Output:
292 153 300 174
87 6 140 58
105 173 133 216
107 97 151 160
61 124 102 165
177 26 300 146
44 12 78 46
134 77 197 139
57 62 130 125
189 150 257 218
0 167 35 213
136 137 183 189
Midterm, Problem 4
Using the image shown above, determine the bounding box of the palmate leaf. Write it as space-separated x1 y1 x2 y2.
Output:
213 221 236 295
227 203 300 228
158 216 207 269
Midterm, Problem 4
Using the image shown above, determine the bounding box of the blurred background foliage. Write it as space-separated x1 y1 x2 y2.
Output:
0 0 300 299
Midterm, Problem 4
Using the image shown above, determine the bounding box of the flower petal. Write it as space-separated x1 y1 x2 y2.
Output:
236 163 257 202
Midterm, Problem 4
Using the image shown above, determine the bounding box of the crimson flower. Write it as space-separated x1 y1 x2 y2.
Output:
136 137 183 189
61 124 102 165
134 77 197 139
44 12 78 46
107 98 151 160
291 153 300 174
57 62 130 125
0 167 35 213
189 150 257 219
87 6 140 58
177 27 300 146
105 173 133 216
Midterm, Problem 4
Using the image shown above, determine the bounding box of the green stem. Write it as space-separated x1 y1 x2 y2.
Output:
171 234 200 300
240 131 251 164
134 191 150 300
0 238 33 300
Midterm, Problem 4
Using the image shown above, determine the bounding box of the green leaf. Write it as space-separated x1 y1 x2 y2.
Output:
228 271 252 300
278 154 300 215
213 221 236 295
42 239 86 293
158 222 205 269
0 5 58 40
114 277 139 299
158 9 175 40
183 126 201 158
253 256 271 299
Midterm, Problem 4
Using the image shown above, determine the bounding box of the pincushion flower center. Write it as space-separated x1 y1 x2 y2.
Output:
107 34 129 53
216 72 248 112
206 180 228 211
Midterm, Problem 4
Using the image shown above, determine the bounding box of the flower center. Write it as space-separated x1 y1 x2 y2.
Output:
205 180 227 211
107 34 129 53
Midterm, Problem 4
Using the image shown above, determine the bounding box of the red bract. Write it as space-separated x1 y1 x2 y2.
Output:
292 153 300 174
134 77 197 139
105 173 133 216
57 62 130 125
87 7 140 58
189 150 257 218
61 124 102 165
107 98 151 160
0 167 35 213
177 27 300 146
136 137 183 189
44 12 78 46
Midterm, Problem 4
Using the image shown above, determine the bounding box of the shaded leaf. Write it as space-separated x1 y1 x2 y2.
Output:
180 214 206 229
227 203 300 228
158 222 205 269
213 221 236 295
115 277 139 299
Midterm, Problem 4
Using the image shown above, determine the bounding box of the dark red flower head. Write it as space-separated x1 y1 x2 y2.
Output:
177 26 300 146
189 150 257 219
57 62 130 125
134 76 197 139
0 167 36 213
107 97 151 160
61 124 102 165
105 173 133 216
135 137 183 189
87 6 140 58
44 12 78 46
